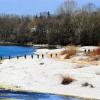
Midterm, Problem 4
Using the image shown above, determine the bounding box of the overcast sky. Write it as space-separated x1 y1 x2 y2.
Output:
0 0 99 15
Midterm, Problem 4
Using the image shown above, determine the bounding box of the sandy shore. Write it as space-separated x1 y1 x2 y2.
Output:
0 46 100 100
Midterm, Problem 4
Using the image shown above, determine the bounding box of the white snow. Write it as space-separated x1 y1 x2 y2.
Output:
0 46 100 99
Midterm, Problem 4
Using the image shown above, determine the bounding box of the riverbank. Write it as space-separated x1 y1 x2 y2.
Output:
0 41 62 48
0 46 100 100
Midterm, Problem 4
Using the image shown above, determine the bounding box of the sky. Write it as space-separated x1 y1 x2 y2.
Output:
0 0 99 15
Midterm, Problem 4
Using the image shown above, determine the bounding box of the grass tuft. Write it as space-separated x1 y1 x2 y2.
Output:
60 45 77 59
61 76 74 85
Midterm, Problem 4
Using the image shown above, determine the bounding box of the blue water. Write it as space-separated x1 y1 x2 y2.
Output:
0 90 83 100
0 46 35 58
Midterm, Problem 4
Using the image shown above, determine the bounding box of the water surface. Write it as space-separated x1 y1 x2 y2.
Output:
0 90 83 100
0 46 35 58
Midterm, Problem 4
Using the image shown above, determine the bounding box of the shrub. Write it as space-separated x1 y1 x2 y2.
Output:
67 45 77 56
60 45 77 59
63 54 71 59
60 50 68 55
61 76 74 85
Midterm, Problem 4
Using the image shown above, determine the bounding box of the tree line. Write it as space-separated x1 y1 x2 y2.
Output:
0 0 100 46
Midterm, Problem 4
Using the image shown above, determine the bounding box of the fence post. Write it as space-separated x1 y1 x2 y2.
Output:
24 55 26 59
55 53 57 57
88 49 90 53
37 54 39 59
9 56 11 60
1 56 2 60
42 54 44 59
84 49 86 54
50 53 52 58
31 55 33 59
17 56 19 59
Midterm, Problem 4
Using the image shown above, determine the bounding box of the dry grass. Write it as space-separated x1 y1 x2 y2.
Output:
88 47 100 56
61 76 75 85
60 50 67 55
60 45 77 59
87 47 100 61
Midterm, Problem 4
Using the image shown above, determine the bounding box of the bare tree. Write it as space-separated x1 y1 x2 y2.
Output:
57 0 76 15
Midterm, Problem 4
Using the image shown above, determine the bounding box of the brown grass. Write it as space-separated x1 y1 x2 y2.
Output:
61 76 74 85
87 47 100 61
88 47 100 56
60 45 77 59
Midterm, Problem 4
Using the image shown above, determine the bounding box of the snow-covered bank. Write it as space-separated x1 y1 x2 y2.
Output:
0 46 100 100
